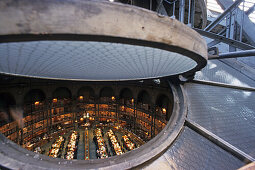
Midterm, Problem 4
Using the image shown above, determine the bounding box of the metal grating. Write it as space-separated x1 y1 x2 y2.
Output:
186 83 255 158
195 60 255 87
143 127 244 170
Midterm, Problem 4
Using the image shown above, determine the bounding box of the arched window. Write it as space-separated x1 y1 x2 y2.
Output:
24 89 46 115
0 93 16 125
24 89 46 104
137 90 151 110
119 88 133 105
52 87 72 100
77 86 95 102
99 87 114 103
156 94 171 121
52 87 72 107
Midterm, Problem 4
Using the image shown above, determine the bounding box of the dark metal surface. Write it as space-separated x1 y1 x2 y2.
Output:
142 127 244 170
195 60 255 87
185 83 255 158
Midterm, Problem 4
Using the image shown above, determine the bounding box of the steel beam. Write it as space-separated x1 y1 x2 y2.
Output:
179 0 185 23
226 11 237 52
209 49 255 60
191 79 255 91
190 0 195 27
207 40 220 48
156 0 168 16
245 3 255 16
188 0 191 25
185 119 255 164
204 0 243 32
207 28 227 48
194 28 255 50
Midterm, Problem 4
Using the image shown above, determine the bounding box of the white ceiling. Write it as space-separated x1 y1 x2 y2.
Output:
0 41 197 81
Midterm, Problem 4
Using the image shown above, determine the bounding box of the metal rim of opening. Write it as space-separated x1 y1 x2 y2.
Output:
0 82 187 169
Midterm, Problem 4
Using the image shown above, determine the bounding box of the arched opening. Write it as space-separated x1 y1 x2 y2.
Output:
77 86 95 102
52 87 72 100
99 87 114 103
77 86 96 123
156 94 173 121
156 94 170 118
51 87 72 132
155 94 172 135
136 90 152 141
0 93 16 125
137 90 151 110
24 89 46 104
119 88 133 106
99 87 115 123
23 89 46 116
52 87 72 104
119 88 134 131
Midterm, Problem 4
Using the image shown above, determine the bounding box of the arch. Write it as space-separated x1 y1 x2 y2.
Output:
119 88 133 99
0 93 16 109
99 87 114 98
52 87 72 99
155 94 172 121
24 89 46 104
0 93 16 125
77 86 95 100
137 90 151 104
155 94 169 108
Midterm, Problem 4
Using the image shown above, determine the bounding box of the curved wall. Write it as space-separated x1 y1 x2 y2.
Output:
0 79 187 170
0 80 173 148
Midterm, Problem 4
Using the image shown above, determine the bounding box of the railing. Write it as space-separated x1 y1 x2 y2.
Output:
0 99 170 145
114 0 206 28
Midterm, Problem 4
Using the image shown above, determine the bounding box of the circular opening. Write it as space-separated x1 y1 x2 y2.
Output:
0 80 186 169
0 1 205 168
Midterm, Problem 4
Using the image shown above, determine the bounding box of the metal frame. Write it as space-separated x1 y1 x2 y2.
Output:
209 49 255 60
194 28 255 50
190 79 255 92
201 0 255 61
117 0 253 60
204 0 243 32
